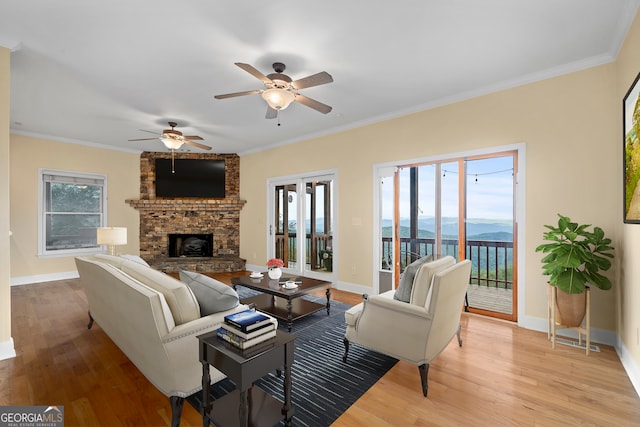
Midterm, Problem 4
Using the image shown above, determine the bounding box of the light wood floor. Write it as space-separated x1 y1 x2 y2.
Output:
2 273 639 426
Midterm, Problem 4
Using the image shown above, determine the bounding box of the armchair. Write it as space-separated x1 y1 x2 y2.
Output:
343 257 472 396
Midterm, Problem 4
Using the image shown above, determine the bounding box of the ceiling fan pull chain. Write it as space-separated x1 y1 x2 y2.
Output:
171 150 176 173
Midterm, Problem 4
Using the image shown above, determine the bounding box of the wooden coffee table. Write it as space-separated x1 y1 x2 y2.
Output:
231 274 332 331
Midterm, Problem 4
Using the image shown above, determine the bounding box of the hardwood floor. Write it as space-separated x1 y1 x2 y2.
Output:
2 274 639 426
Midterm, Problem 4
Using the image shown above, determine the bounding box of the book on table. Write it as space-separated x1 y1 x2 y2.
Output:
216 327 277 350
224 309 272 333
239 338 277 358
219 318 276 340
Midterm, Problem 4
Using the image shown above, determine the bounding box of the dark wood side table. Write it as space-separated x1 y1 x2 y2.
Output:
198 329 295 427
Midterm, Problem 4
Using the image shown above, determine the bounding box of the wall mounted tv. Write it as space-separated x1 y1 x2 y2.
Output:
155 158 226 198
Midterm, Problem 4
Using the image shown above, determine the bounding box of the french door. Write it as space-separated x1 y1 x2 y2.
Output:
380 151 517 321
268 172 335 279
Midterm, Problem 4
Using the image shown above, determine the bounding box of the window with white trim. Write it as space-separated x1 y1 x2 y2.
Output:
38 169 107 257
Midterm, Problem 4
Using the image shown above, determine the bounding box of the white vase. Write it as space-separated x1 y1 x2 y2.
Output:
268 267 282 280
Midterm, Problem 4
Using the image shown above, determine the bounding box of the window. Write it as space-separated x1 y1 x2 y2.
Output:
38 169 107 257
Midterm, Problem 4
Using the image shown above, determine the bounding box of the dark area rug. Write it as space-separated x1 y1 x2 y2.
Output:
186 288 398 427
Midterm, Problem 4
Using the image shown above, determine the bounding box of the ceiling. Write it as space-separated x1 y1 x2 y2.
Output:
1 0 639 155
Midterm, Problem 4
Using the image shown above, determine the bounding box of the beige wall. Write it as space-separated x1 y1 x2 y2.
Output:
1 46 12 356
9 135 140 280
5 10 639 377
617 11 640 373
240 62 619 331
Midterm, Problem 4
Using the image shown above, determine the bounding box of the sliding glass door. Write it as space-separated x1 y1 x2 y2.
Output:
380 151 517 321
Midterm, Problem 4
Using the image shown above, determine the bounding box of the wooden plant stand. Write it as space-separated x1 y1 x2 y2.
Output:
547 285 591 355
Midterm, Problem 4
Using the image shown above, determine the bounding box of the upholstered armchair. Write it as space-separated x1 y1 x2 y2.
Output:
343 256 472 396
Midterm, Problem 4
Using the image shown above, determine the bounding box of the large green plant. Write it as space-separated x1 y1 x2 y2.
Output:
535 214 614 294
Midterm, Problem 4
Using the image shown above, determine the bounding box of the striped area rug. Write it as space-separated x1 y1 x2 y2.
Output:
187 290 398 427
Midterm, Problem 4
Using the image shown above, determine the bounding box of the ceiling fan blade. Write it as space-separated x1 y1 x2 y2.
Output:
291 71 333 90
235 62 272 84
183 140 212 150
214 89 262 99
265 106 278 119
138 129 160 135
294 94 333 114
128 137 159 141
184 135 204 140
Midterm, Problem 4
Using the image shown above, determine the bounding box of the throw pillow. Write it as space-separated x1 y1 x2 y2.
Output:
393 255 433 302
179 270 240 316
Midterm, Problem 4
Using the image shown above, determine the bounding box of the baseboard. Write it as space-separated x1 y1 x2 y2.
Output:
332 280 372 297
616 336 640 397
0 338 16 361
11 270 79 286
518 314 617 346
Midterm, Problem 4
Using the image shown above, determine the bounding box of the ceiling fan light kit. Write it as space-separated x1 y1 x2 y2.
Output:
161 137 184 150
262 88 295 110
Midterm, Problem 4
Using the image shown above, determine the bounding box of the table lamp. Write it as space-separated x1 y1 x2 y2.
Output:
97 227 127 255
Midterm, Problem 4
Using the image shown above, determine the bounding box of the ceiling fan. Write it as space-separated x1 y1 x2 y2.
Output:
129 122 211 172
128 121 211 151
214 62 333 119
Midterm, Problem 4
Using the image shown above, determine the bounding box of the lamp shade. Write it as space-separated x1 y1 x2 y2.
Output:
262 89 295 110
97 227 128 246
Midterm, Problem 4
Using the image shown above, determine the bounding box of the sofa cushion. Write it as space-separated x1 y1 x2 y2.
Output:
393 255 433 302
410 256 456 307
94 254 201 325
179 271 240 316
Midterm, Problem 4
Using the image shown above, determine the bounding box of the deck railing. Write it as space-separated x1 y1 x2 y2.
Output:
382 237 513 289
275 234 513 290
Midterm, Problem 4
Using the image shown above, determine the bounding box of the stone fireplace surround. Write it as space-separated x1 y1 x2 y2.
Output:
126 152 246 273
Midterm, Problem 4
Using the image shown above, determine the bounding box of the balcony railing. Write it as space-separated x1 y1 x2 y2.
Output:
382 237 513 290
275 233 332 270
275 234 513 290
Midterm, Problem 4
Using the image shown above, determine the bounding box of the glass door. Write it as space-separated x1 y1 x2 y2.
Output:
273 183 298 269
269 173 335 278
464 154 516 320
381 151 517 321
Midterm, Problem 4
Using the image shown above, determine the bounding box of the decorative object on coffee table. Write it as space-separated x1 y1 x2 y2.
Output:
267 257 284 280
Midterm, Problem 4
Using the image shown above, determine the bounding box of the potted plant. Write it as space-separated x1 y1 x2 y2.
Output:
535 214 614 326
319 246 333 272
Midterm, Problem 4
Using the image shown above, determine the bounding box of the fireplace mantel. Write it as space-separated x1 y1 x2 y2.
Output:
126 198 246 211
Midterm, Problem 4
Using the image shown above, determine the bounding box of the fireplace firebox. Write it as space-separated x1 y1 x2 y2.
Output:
168 234 213 258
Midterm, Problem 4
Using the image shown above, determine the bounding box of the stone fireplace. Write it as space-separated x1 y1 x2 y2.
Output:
126 152 246 273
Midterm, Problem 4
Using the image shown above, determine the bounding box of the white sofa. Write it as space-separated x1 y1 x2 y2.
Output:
75 254 250 427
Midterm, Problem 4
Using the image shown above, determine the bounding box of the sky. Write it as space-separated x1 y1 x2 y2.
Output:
381 154 514 221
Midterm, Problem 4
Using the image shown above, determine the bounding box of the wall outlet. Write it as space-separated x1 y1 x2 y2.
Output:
351 266 357 275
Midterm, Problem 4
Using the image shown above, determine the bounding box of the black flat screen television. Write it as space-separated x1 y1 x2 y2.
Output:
155 158 226 198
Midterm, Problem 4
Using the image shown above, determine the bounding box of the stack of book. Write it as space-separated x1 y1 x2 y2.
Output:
217 309 277 354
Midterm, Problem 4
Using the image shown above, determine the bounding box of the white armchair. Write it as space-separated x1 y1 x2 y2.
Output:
343 257 472 396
